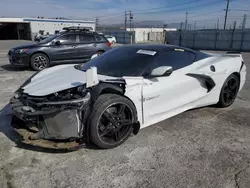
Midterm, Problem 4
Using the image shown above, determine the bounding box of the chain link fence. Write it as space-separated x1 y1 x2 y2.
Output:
103 30 135 44
165 29 250 51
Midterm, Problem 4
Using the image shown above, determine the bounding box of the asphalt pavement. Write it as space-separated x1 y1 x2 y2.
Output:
0 41 250 188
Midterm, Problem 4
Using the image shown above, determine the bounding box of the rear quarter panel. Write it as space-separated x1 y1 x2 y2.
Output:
192 54 244 104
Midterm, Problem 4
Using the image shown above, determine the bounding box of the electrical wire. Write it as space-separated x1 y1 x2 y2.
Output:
90 0 205 19
134 0 224 15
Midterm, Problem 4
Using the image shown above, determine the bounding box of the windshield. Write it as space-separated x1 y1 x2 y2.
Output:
38 34 60 44
80 47 158 77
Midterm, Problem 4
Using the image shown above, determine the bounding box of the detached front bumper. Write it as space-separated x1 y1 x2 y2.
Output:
10 93 90 150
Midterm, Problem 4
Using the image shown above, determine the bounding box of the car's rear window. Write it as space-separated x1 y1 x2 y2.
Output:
95 35 107 41
79 34 96 42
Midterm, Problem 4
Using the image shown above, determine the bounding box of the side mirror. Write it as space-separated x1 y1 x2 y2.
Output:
55 40 61 45
150 66 173 77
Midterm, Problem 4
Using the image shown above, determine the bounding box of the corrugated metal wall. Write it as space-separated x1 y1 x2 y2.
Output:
148 32 163 42
165 30 250 51
103 30 135 44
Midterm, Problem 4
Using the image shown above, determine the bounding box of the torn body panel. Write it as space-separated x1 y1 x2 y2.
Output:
10 70 142 149
10 92 91 141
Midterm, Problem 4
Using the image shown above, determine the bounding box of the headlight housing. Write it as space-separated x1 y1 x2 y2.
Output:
15 49 28 53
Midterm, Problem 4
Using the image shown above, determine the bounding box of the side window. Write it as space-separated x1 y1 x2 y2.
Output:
56 34 76 44
79 34 96 42
95 35 105 41
151 51 195 71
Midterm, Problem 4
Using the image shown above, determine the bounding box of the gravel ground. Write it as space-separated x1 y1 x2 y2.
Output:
0 43 250 188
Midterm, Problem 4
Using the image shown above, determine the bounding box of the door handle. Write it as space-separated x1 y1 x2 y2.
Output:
92 44 97 47
72 45 77 48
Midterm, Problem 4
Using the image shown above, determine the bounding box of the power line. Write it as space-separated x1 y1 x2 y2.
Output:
134 0 223 15
132 0 203 13
189 10 223 18
230 9 250 12
98 0 221 19
224 0 230 29
88 0 203 19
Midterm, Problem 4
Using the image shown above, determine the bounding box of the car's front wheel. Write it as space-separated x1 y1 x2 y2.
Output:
30 53 50 71
89 94 137 149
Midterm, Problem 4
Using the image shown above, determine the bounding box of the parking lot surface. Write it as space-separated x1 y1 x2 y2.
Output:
0 43 250 188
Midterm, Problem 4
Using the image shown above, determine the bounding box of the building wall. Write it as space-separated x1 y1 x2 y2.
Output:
23 18 96 41
126 28 177 43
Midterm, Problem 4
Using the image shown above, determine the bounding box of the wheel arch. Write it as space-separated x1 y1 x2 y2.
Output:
96 49 105 54
232 72 240 82
29 51 50 64
99 88 141 135
84 83 140 143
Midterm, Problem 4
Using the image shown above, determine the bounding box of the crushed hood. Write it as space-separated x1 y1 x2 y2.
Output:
22 64 117 96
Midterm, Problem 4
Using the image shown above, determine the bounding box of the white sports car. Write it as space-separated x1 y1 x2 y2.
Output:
10 44 247 149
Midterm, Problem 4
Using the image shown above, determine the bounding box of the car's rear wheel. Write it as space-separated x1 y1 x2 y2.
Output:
217 74 240 107
89 94 137 149
30 53 49 71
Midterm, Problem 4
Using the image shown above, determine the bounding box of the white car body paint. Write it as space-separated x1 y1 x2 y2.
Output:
22 53 247 130
22 64 117 96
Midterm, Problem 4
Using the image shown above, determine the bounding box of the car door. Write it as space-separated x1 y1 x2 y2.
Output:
50 33 78 62
77 34 97 60
142 50 209 127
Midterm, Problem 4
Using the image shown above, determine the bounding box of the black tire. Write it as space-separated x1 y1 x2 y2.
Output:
96 51 104 56
30 53 50 71
89 94 137 149
217 73 240 108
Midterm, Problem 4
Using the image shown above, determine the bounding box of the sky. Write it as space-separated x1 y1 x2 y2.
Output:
0 0 249 29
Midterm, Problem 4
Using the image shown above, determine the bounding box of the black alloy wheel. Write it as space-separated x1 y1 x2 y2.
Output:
89 94 137 149
218 74 240 107
97 103 133 143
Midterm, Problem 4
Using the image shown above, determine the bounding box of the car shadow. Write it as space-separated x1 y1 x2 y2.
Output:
0 103 101 153
1 64 29 72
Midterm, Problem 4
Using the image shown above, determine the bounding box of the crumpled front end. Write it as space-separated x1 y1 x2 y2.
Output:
10 86 91 150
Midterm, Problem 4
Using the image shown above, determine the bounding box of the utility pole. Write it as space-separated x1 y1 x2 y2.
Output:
95 17 99 32
185 12 188 30
242 14 247 30
194 22 196 30
233 21 237 30
129 11 133 31
124 11 127 30
217 19 220 30
224 0 230 30
180 22 183 30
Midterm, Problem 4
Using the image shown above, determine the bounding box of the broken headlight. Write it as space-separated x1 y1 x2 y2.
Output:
48 85 88 101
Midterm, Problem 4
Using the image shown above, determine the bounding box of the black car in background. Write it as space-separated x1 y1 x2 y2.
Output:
8 27 112 71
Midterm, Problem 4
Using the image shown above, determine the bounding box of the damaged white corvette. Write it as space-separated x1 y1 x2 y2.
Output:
10 44 247 149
